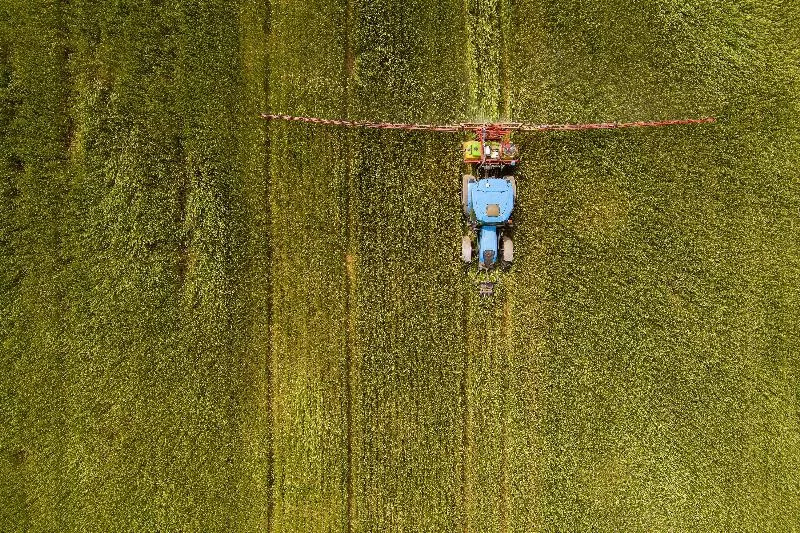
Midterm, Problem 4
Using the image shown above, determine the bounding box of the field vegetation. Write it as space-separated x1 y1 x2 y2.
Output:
1 0 799 531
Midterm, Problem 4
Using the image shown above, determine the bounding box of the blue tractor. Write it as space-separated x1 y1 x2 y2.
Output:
461 175 515 269
460 127 517 293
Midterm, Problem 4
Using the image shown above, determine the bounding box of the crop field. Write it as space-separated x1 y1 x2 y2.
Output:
2 0 799 531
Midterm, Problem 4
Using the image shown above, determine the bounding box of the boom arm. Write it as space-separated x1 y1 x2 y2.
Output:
259 113 716 134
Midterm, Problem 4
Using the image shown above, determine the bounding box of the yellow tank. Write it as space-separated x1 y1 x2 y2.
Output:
462 140 482 161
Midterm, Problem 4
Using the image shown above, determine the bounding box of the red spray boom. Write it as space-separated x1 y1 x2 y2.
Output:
259 113 716 135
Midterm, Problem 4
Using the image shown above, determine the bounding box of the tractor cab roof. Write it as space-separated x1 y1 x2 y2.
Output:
472 178 513 225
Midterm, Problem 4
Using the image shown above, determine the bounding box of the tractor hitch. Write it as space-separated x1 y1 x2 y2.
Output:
478 281 495 298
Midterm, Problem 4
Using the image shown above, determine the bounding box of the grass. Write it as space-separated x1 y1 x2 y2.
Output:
1 0 799 531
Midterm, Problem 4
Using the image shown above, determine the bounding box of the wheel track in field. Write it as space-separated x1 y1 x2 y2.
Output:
342 0 356 529
460 0 515 531
498 0 513 527
240 1 275 529
459 3 474 530
459 289 472 533
263 0 276 522
265 1 276 524
500 290 512 533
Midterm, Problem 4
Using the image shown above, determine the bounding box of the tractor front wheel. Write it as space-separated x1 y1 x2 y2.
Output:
501 235 513 265
462 175 475 216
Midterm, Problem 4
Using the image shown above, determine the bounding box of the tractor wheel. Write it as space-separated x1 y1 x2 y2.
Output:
507 176 517 197
501 235 513 264
461 235 472 263
462 175 475 216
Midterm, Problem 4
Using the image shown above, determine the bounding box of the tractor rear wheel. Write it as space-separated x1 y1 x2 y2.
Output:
462 175 474 216
461 236 472 263
501 235 513 264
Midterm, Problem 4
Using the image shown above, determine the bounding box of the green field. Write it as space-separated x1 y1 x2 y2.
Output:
2 0 799 530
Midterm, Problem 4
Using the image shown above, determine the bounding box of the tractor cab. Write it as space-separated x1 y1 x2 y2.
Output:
471 178 514 224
